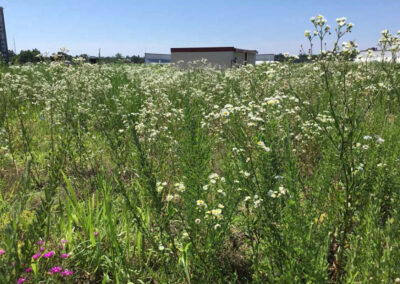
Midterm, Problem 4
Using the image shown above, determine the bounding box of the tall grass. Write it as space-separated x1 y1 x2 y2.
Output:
1 19 400 283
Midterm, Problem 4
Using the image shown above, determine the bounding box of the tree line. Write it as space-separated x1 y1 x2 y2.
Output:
2 49 145 64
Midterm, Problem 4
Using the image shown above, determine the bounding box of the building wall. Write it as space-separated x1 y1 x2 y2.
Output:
171 51 235 68
233 52 256 65
256 54 274 61
246 53 256 64
356 50 400 63
144 53 171 64
234 52 245 65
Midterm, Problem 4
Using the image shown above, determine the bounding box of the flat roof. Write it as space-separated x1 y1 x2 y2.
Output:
171 47 258 54
145 53 171 56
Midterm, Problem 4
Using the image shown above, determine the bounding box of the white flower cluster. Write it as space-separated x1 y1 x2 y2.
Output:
268 186 289 198
311 15 327 26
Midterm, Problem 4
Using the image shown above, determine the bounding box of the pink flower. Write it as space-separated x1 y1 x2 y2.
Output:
26 268 33 272
40 247 45 252
61 253 69 259
17 278 26 283
32 252 41 260
43 251 55 258
59 245 63 250
61 269 74 276
61 239 68 244
49 266 63 274
37 240 44 245
0 249 5 255
94 231 98 236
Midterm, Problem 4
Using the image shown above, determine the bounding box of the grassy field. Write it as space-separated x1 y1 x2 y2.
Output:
1 23 400 283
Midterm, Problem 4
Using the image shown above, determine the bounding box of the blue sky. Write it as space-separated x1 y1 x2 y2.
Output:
1 0 399 56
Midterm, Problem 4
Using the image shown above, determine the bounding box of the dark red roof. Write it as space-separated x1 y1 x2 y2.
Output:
171 47 257 54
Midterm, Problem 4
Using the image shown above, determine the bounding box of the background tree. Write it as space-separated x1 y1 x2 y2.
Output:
130 55 145 64
16 49 41 64
274 53 285 62
7 50 16 63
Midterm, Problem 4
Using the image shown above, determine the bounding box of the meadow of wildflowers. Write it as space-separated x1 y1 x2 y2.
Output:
0 16 400 283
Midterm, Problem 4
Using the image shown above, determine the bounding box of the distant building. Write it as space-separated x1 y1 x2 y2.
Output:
144 53 171 64
0 7 8 63
171 47 257 68
88 56 98 64
356 48 400 63
256 53 274 64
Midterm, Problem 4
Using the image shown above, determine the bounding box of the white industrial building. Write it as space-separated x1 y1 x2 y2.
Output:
256 53 275 64
356 48 400 63
171 47 257 68
144 53 171 64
